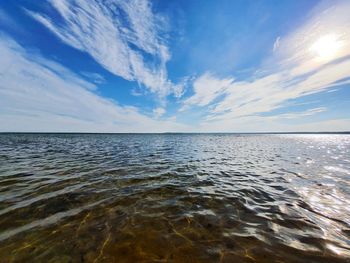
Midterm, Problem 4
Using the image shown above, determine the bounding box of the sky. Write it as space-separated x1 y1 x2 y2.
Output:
0 0 350 132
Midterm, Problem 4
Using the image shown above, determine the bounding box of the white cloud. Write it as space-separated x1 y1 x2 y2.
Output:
194 108 336 133
273 36 280 52
0 35 188 132
153 107 166 118
181 72 233 111
265 107 326 120
275 1 350 72
206 57 350 121
197 116 350 133
184 0 350 128
26 0 183 98
80 72 105 84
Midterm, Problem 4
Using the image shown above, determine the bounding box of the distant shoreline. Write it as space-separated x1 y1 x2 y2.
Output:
1 132 350 135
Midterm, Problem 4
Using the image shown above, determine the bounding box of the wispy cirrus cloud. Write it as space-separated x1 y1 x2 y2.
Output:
80 72 105 84
196 115 350 133
153 107 166 118
0 34 188 132
184 0 350 126
265 107 327 120
272 36 280 52
26 0 182 98
181 72 233 111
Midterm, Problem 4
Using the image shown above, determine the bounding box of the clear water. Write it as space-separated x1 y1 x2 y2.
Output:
0 134 349 262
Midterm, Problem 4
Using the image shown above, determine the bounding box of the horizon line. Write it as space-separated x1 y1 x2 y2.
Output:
1 131 350 135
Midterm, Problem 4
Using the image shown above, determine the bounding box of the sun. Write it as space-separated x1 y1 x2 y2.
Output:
310 34 343 61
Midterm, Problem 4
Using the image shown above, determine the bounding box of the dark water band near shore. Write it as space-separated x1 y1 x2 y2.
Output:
0 134 349 262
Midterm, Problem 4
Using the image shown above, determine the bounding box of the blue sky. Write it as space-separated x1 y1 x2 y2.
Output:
0 0 349 132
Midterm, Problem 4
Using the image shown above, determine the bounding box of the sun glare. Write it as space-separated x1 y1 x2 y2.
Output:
310 34 343 61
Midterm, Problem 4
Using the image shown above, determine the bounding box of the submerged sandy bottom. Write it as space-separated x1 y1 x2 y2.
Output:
0 134 349 262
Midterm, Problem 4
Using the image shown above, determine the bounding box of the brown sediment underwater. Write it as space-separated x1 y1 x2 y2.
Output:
0 133 349 262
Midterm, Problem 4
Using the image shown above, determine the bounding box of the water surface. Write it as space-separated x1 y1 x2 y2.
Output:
0 134 350 262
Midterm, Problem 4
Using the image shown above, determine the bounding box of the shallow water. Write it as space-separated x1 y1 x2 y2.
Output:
0 133 349 263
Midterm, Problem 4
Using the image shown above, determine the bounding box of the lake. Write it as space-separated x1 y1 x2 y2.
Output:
0 134 349 262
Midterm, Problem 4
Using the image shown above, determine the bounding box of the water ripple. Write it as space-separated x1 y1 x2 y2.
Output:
0 133 349 262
